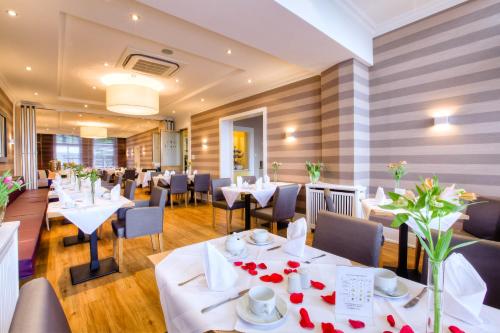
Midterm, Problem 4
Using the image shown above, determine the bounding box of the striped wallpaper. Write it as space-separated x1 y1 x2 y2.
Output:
126 128 156 169
0 87 14 173
369 0 500 196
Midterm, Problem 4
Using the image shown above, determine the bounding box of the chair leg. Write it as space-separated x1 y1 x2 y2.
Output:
212 207 216 229
112 235 117 260
185 193 188 207
271 221 278 235
171 195 174 209
150 235 158 251
158 233 164 252
118 238 124 272
194 193 197 206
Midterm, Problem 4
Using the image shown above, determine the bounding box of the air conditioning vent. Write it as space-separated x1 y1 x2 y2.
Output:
122 53 180 77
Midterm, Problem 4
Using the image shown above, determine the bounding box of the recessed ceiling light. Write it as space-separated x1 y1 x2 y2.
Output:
175 78 179 83
84 104 88 108
25 66 32 71
226 49 232 55
131 13 140 21
79 114 83 117
104 62 109 67
34 92 38 96
6 10 17 17
201 98 205 102
172 110 176 114
92 86 97 90
247 79 252 84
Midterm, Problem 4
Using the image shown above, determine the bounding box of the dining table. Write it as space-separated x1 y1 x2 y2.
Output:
154 231 500 333
47 187 134 285
152 173 195 187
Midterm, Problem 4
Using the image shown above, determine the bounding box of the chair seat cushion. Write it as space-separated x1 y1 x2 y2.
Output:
213 200 245 210
251 207 273 221
112 219 125 238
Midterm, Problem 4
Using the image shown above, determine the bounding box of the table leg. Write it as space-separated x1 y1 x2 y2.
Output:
63 228 91 247
396 224 409 278
244 193 251 230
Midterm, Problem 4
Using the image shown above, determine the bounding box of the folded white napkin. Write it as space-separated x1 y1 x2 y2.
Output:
164 170 170 177
202 242 238 291
236 176 242 187
170 170 175 175
444 253 486 324
283 218 307 257
264 175 270 183
255 177 263 190
59 191 75 208
193 170 198 175
54 173 62 184
375 187 386 204
110 184 121 201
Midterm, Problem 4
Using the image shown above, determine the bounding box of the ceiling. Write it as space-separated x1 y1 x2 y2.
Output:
0 0 466 137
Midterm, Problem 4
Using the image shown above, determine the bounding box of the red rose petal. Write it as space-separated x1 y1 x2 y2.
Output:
387 314 396 327
311 280 326 290
290 293 303 304
321 291 336 305
348 319 365 329
284 268 298 275
245 262 257 270
241 265 249 270
383 331 392 333
288 260 300 268
260 275 272 282
233 261 243 266
400 325 414 333
258 263 267 269
448 326 465 333
321 322 335 333
270 273 283 283
248 269 258 276
299 308 315 329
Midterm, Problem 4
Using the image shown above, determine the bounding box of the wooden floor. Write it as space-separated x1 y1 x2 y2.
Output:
29 188 418 333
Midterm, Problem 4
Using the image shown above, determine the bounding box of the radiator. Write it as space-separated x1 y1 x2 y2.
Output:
0 222 20 333
306 183 366 229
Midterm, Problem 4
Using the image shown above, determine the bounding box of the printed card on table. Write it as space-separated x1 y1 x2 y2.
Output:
335 266 374 325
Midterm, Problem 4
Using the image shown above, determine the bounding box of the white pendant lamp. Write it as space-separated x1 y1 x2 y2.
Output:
80 126 107 139
102 73 163 115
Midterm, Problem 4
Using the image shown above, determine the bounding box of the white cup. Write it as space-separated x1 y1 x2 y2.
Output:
287 273 302 293
374 268 398 294
298 268 311 289
252 229 269 244
248 286 276 317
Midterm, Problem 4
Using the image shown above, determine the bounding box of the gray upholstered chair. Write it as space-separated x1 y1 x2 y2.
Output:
241 175 257 184
123 168 138 183
421 232 500 309
101 170 112 183
313 211 384 267
251 184 299 234
9 278 71 333
211 178 245 233
123 179 136 200
463 196 500 241
104 173 123 190
148 171 162 194
192 173 210 205
169 174 188 209
112 187 167 271
323 188 335 212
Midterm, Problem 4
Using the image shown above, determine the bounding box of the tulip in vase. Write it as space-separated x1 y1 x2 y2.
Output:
380 177 478 333
0 171 25 226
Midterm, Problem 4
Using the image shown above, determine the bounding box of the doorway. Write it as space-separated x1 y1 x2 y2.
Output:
219 107 267 181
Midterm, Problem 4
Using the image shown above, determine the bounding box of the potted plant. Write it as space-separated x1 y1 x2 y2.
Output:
381 177 478 333
0 171 24 226
271 161 282 182
388 161 407 194
305 161 323 184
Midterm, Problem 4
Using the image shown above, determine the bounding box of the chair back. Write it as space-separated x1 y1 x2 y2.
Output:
313 211 383 267
421 233 500 309
464 196 500 241
38 170 47 179
125 206 163 238
194 174 210 192
101 170 111 182
272 185 299 222
323 188 335 212
149 186 167 207
114 173 123 186
241 176 256 184
124 169 136 180
211 178 231 202
123 180 136 200
170 174 188 194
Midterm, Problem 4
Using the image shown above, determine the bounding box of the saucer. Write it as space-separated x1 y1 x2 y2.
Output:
374 280 409 299
220 245 249 261
245 234 273 246
236 294 288 329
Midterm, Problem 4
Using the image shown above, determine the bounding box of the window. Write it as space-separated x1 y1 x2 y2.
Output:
93 138 117 168
55 135 81 164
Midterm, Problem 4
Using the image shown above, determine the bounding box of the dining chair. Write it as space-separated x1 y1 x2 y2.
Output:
251 184 300 234
123 168 137 182
104 173 123 190
148 171 162 194
313 211 384 267
211 178 245 233
192 173 210 206
323 188 335 212
421 232 500 309
38 170 49 188
463 196 500 241
169 174 188 209
112 187 167 272
101 170 111 183
241 175 257 184
123 179 136 200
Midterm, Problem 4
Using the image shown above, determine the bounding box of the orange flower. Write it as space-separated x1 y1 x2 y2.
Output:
423 178 434 190
459 192 477 201
404 190 416 201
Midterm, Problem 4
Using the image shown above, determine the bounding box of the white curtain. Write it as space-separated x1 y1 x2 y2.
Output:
18 105 37 189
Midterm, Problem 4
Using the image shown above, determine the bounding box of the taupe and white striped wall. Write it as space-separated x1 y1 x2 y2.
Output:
126 129 156 169
369 0 500 196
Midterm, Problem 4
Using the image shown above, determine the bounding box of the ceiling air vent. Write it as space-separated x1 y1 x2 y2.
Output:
122 53 180 77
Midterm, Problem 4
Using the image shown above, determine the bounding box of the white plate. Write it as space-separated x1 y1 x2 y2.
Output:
236 294 288 329
245 234 274 246
374 280 409 299
216 244 249 261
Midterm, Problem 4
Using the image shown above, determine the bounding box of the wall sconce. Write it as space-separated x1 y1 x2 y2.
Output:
434 115 449 127
285 127 296 142
141 146 146 156
202 138 208 150
8 138 15 145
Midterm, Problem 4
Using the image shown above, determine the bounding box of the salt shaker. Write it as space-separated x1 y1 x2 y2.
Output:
298 268 311 289
287 273 302 293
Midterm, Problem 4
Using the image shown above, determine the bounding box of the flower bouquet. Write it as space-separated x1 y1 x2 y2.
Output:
74 165 87 192
380 177 478 333
0 171 25 226
305 161 323 184
271 161 282 182
83 169 100 204
388 161 407 193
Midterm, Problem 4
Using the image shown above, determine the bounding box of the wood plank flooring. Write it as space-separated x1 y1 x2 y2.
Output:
28 188 418 333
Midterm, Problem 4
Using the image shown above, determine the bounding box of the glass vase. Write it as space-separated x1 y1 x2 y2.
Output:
309 172 320 184
273 170 278 182
426 259 444 333
0 201 7 227
91 182 95 205
77 177 82 192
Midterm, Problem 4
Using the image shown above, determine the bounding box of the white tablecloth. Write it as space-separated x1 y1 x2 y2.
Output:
221 184 277 208
152 174 195 186
155 232 500 333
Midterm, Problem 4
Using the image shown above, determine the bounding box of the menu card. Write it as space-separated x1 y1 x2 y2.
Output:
335 266 374 324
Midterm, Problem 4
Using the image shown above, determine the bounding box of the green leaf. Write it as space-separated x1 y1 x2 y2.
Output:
387 192 401 201
390 213 408 228
446 240 478 258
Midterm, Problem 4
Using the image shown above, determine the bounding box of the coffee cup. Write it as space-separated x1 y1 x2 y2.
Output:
248 286 276 317
252 229 268 244
287 272 302 293
374 268 398 294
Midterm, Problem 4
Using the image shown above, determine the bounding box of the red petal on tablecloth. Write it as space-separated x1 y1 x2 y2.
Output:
387 314 396 327
290 293 303 304
383 331 392 333
288 260 300 268
241 265 249 270
245 262 257 270
284 268 298 275
233 261 243 266
321 322 335 333
299 308 315 329
259 273 283 283
248 269 258 276
400 325 414 333
258 263 267 269
311 280 326 290
321 291 336 305
260 275 272 282
348 319 365 329
448 326 465 333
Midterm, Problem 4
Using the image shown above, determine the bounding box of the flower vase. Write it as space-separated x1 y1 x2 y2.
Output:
273 171 278 182
0 201 7 227
309 172 320 184
91 182 95 205
426 259 444 333
77 177 82 192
